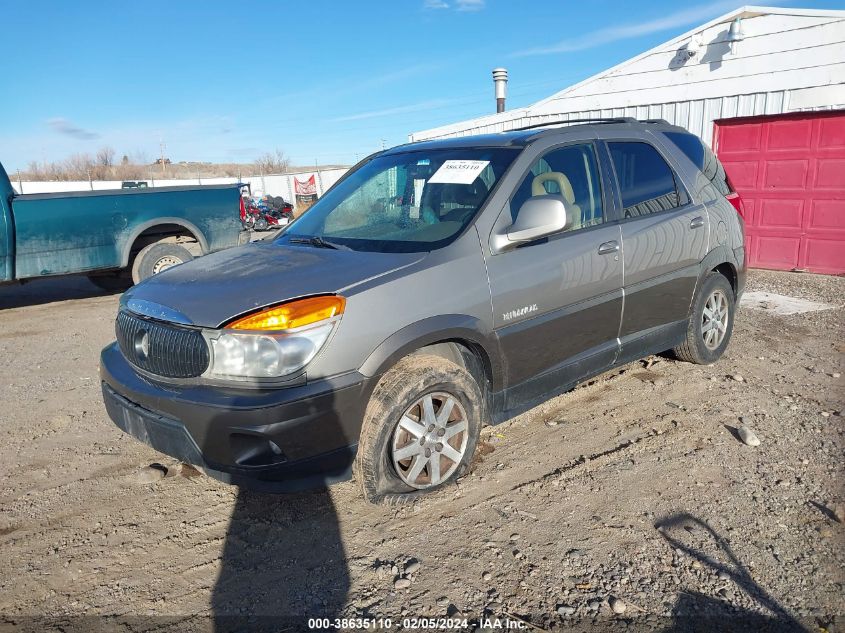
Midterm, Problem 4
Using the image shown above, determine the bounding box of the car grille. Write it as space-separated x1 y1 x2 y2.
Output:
116 311 209 378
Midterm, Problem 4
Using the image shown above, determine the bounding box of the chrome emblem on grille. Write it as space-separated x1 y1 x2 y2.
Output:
134 329 150 361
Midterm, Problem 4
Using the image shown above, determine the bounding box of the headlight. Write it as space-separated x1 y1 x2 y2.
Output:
205 296 344 380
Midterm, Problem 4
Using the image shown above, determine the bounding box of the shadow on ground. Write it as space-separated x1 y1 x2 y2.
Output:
0 276 124 309
208 383 354 633
211 489 349 632
655 513 809 633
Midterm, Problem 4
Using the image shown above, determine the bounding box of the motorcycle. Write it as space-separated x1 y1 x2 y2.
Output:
240 196 294 231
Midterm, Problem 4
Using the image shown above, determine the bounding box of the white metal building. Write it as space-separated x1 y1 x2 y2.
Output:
412 6 845 274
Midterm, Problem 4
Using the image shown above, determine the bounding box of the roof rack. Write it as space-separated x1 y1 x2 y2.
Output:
512 117 678 133
513 117 637 132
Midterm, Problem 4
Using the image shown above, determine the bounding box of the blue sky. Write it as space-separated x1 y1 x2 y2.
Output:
0 0 839 171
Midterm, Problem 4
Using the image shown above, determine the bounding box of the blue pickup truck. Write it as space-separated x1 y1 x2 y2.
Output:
0 161 247 288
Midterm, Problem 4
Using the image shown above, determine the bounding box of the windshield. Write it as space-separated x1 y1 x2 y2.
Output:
278 147 518 252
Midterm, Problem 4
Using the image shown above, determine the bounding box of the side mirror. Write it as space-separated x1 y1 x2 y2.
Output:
495 195 573 250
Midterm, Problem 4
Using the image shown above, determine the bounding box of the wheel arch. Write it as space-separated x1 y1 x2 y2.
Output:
689 247 741 318
358 315 503 397
121 218 209 268
711 261 737 296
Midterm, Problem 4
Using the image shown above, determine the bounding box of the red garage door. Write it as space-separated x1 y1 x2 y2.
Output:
714 111 845 275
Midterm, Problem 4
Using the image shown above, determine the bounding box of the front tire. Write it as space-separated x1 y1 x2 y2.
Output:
355 354 483 504
673 272 735 364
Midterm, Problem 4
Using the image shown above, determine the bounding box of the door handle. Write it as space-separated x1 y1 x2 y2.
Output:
597 240 619 255
690 216 705 229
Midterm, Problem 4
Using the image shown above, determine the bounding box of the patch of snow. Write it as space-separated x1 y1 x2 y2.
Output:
740 291 837 316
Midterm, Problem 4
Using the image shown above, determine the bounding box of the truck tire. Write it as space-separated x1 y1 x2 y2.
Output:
132 243 194 283
673 272 735 365
355 354 482 504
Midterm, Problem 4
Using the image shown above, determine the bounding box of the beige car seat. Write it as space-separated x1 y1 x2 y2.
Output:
531 172 581 229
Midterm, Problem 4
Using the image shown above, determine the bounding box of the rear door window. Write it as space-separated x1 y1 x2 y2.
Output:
663 131 733 196
608 141 688 218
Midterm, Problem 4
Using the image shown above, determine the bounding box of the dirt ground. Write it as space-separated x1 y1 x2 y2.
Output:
0 269 842 633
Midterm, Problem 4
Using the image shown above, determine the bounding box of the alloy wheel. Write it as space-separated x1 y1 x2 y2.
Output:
702 289 729 350
391 392 469 489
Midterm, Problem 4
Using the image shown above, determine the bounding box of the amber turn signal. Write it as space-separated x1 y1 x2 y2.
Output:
227 295 345 331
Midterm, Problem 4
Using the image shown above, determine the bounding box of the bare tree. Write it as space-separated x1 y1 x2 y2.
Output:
96 147 115 167
64 153 95 180
26 160 43 179
253 149 289 174
16 147 316 181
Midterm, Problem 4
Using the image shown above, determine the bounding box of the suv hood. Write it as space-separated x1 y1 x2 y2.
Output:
121 241 426 328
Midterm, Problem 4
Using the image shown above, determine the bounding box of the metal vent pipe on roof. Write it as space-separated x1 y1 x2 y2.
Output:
492 68 508 113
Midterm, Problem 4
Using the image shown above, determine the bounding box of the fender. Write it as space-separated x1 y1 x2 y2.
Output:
120 217 210 268
688 245 740 315
359 314 504 391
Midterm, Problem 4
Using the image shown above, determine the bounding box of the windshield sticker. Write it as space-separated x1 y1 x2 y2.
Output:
429 160 490 184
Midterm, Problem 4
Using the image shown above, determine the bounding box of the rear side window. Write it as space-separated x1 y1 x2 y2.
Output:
608 141 688 218
663 131 732 196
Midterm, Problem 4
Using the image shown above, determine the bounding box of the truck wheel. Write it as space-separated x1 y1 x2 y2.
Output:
132 243 194 283
355 354 482 504
673 272 735 364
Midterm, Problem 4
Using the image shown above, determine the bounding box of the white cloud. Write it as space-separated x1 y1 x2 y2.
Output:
330 100 450 122
423 0 485 11
455 0 485 11
511 0 740 57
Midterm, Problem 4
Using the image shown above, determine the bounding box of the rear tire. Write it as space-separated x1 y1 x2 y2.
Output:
673 272 735 364
132 243 194 283
355 354 482 504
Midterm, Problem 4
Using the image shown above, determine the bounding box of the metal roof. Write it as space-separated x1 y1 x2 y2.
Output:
411 5 845 143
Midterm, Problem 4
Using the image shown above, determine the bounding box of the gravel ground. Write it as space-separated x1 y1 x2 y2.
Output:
0 269 842 633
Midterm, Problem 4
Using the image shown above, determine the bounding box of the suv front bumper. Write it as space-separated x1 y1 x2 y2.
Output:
100 342 370 491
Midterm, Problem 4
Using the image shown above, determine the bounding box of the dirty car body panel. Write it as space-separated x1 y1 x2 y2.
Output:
0 161 244 282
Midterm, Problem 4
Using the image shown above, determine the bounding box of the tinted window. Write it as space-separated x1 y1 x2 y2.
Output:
282 148 518 252
510 143 603 231
609 142 685 217
663 131 732 196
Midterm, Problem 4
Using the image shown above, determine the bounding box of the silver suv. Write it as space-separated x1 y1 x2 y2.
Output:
100 118 746 503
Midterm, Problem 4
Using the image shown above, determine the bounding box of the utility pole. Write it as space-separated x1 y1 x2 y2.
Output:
159 139 167 174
